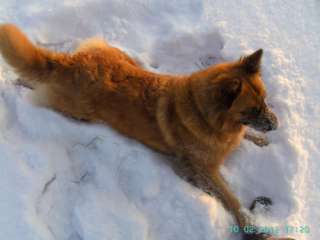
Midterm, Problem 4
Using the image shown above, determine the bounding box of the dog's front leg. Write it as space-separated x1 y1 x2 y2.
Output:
209 171 249 229
213 172 270 238
171 155 273 239
174 160 247 226
204 171 277 239
172 156 247 227
179 162 270 239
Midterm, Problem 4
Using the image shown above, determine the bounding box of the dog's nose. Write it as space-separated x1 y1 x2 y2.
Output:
265 124 274 131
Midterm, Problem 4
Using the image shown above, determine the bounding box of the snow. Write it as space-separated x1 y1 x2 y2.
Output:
0 0 319 240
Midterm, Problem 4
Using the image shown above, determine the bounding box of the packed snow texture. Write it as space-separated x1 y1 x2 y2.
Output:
0 0 319 240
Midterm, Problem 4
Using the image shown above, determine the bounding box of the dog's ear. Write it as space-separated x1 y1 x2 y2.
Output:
218 78 242 109
240 49 263 73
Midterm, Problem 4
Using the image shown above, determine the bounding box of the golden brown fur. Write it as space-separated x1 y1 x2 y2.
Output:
0 24 282 240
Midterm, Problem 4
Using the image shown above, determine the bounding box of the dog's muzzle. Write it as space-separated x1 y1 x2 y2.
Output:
242 107 279 132
256 108 278 132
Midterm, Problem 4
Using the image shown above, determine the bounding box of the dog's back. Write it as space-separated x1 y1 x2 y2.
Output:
0 24 174 153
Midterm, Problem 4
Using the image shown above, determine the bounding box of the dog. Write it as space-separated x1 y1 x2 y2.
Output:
0 24 287 240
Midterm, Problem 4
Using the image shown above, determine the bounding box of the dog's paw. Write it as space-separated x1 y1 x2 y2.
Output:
243 232 271 240
14 78 34 89
249 135 269 147
244 132 269 147
244 233 295 240
265 237 295 240
254 137 269 147
250 196 273 213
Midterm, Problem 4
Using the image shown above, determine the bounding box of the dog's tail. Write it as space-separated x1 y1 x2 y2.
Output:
0 24 70 82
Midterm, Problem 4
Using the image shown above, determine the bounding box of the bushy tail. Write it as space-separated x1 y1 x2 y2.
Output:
0 24 66 81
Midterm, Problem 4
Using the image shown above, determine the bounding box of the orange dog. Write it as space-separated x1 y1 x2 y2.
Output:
0 24 288 240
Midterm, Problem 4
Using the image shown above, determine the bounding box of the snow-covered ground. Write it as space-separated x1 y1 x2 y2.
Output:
0 0 319 239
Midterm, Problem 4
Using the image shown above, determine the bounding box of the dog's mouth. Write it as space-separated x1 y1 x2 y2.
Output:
250 122 277 132
241 107 278 132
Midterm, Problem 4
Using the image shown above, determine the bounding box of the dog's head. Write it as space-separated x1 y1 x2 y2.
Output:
197 49 278 132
